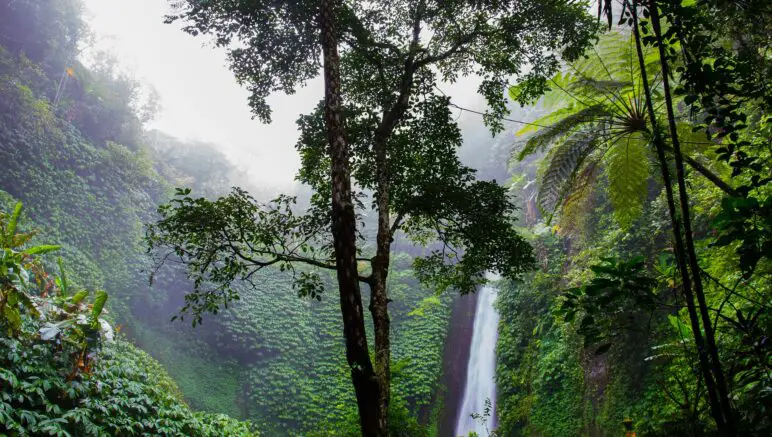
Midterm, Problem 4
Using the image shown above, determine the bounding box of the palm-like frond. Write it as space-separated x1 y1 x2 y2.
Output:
605 135 650 229
537 133 597 221
510 31 659 228
560 159 602 234
515 105 608 160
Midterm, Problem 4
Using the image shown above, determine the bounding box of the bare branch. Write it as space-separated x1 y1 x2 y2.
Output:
416 26 484 68
389 212 405 237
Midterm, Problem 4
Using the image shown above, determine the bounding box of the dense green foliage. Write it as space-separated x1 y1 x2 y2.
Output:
148 253 453 435
167 0 597 128
153 0 593 432
2 323 258 436
0 1 458 435
495 2 770 435
153 0 598 323
0 202 258 436
0 39 451 430
498 158 769 435
2 0 769 436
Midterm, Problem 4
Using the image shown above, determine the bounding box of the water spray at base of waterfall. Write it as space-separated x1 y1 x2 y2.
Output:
454 275 500 436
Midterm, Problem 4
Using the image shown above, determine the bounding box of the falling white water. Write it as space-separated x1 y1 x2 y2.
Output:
455 278 500 437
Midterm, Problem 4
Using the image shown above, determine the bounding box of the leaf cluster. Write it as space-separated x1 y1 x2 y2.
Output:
558 256 657 350
168 0 599 132
146 187 335 326
0 202 259 436
296 89 536 294
511 32 661 229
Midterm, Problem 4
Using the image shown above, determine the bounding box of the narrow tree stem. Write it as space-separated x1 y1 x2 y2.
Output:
682 154 739 197
647 2 735 432
630 1 727 432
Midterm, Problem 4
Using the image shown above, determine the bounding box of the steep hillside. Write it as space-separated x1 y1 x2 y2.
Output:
0 1 454 434
0 199 257 436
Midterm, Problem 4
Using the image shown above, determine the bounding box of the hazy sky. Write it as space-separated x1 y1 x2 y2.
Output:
81 0 491 192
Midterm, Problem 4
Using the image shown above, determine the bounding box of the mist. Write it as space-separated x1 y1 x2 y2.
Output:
81 0 534 195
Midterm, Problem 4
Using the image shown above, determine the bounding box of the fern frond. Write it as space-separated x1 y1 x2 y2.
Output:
515 105 577 136
570 77 630 95
559 159 601 237
516 105 608 160
605 135 650 229
563 158 602 209
537 134 598 221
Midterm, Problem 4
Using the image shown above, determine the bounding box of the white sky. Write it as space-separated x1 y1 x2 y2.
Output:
81 0 487 193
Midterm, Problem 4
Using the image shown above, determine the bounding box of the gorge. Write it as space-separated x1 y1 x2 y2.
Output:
1 1 769 436
455 278 501 436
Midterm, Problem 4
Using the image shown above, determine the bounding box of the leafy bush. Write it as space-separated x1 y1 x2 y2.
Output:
0 203 258 436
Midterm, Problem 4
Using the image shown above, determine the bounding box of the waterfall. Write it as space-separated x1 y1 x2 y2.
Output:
455 279 500 436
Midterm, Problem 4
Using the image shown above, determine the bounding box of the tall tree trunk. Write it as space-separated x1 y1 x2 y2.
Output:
371 120 393 437
369 81 412 437
630 1 727 432
647 2 736 432
369 75 414 436
371 213 391 436
367 5 423 427
319 1 383 435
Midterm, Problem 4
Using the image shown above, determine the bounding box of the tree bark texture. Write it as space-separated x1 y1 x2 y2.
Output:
371 121 393 435
369 67 415 437
319 1 384 435
367 5 423 430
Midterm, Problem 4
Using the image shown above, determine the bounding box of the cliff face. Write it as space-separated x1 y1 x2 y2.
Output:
435 293 478 436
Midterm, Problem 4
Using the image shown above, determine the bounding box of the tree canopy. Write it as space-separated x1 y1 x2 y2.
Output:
152 1 598 433
154 0 598 318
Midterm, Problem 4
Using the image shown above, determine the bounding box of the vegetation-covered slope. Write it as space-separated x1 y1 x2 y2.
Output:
0 201 258 436
0 1 455 435
2 0 768 436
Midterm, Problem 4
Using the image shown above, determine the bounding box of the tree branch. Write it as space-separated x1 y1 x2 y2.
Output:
416 26 483 68
682 154 740 197
389 212 405 238
372 2 425 149
340 4 402 56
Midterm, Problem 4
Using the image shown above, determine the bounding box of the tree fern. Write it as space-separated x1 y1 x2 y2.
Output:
559 161 601 236
509 31 664 228
509 28 733 230
605 135 650 229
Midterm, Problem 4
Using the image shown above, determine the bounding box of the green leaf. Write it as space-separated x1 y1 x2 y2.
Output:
668 315 692 339
516 105 606 160
605 136 649 229
5 201 22 247
15 289 39 318
538 134 597 219
90 290 108 326
71 290 89 305
57 257 69 296
3 304 22 331
23 245 61 255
